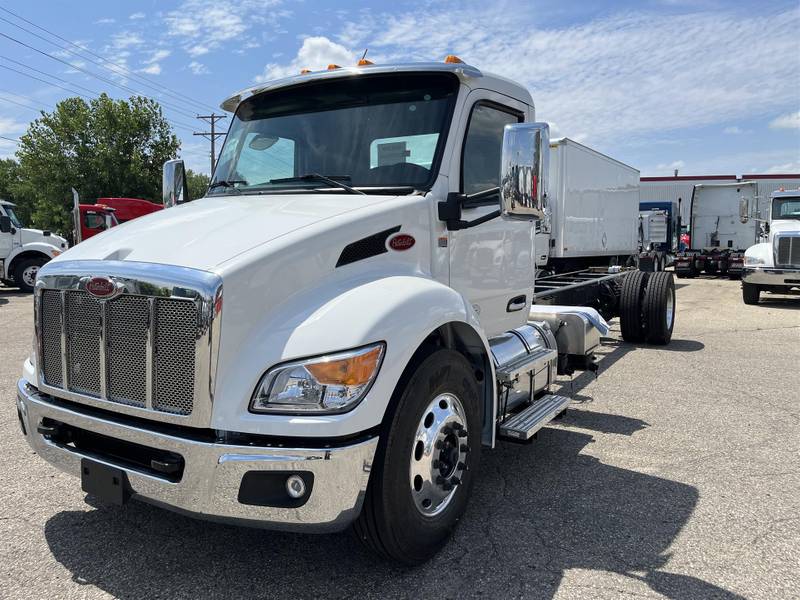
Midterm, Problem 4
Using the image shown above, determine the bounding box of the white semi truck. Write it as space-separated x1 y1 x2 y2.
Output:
16 60 676 564
0 200 68 292
741 188 800 304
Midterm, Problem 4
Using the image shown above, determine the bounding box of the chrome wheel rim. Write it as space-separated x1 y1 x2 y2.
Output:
409 392 469 517
22 265 39 287
666 290 674 329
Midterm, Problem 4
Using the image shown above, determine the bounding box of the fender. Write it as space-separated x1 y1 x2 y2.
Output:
5 244 59 279
211 274 495 438
744 242 772 267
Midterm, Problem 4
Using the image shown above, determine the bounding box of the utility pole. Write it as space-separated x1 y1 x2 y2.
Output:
194 114 227 174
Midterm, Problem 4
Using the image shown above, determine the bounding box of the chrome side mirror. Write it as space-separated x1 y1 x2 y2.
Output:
163 159 189 208
739 197 749 223
500 122 549 220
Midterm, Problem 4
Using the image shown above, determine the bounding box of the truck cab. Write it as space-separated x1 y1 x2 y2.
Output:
0 200 68 292
15 60 676 564
78 204 119 241
741 189 800 304
96 197 162 223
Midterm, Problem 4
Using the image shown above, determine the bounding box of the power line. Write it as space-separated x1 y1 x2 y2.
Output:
0 54 101 96
0 6 217 113
0 62 199 133
0 134 19 144
0 95 47 113
193 114 227 174
0 88 54 110
0 30 200 120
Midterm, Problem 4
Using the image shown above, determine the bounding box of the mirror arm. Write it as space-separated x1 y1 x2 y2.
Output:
438 188 501 231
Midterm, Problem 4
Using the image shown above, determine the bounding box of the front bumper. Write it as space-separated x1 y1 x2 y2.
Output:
742 267 800 288
16 378 378 532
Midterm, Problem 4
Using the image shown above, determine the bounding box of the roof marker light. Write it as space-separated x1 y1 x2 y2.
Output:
300 68 311 74
444 55 463 64
357 58 374 66
327 64 341 70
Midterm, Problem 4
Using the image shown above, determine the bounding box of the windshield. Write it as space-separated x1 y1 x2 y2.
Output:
209 73 459 195
3 205 23 228
773 197 800 220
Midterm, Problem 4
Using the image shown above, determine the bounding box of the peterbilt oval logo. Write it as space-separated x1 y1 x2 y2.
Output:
86 277 115 297
388 234 415 251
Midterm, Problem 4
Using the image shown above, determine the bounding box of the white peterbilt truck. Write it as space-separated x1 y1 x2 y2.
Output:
1 200 68 292
741 188 800 304
15 60 676 564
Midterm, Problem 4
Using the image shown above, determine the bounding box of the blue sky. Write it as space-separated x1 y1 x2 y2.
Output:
0 0 798 177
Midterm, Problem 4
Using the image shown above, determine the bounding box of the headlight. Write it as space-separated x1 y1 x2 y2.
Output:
744 255 764 266
250 343 385 414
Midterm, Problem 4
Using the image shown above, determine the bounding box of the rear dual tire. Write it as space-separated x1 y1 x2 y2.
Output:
620 271 675 345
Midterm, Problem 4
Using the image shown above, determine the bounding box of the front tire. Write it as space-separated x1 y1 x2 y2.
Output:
353 349 481 565
742 282 760 305
13 256 48 293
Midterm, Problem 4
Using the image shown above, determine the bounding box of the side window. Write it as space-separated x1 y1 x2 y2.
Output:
233 133 295 184
461 103 522 197
84 213 105 230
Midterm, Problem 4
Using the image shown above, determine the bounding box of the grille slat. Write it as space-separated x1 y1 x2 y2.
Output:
40 290 63 387
154 299 197 415
39 290 197 418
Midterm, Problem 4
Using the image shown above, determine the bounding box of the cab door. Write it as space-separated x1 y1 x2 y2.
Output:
448 91 535 338
0 205 14 260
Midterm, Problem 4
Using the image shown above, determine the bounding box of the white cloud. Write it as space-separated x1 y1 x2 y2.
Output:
0 116 26 135
129 12 146 20
311 5 800 145
94 17 115 25
164 0 286 56
189 61 210 75
111 31 144 50
770 110 800 130
255 36 356 82
723 126 744 134
145 49 171 64
766 161 800 174
140 63 162 75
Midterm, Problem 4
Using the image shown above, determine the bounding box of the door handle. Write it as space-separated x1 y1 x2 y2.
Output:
506 295 527 312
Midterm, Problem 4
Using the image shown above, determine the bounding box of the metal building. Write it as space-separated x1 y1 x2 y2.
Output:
641 173 800 223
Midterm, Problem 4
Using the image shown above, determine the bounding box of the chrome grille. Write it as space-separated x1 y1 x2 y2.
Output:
776 235 800 267
154 299 197 415
39 290 199 417
40 290 63 387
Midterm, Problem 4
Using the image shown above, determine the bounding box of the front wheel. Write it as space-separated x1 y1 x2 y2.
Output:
353 349 481 565
13 256 48 293
742 282 760 305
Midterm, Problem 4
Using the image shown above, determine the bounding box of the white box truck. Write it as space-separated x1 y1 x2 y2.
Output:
16 59 677 564
535 138 640 273
675 181 760 278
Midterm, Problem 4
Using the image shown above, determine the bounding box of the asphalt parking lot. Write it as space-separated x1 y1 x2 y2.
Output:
1 277 798 599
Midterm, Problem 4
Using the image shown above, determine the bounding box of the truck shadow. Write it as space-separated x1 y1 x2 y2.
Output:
42 419 742 599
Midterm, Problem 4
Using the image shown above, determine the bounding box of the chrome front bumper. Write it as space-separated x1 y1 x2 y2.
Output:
742 267 800 288
16 379 378 532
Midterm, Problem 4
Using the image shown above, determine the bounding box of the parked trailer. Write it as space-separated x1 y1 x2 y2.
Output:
16 59 677 565
675 181 760 279
638 200 677 271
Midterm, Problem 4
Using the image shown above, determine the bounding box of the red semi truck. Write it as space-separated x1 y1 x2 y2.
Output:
72 190 163 243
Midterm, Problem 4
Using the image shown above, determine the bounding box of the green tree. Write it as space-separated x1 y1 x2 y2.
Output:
186 168 210 201
14 94 180 234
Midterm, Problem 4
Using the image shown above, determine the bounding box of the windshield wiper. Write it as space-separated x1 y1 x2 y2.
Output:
268 173 366 195
208 179 248 190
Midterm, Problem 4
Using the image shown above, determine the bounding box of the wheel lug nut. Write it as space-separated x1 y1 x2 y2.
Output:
452 476 461 486
457 430 467 438
460 444 470 452
451 423 462 430
457 461 467 471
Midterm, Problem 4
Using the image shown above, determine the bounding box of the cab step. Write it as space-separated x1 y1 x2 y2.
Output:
495 346 556 385
498 394 571 441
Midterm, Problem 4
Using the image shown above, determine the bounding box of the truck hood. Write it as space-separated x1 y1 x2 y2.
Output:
54 194 392 271
21 228 67 248
770 219 800 235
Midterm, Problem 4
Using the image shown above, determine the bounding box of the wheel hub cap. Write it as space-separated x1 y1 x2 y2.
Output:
409 393 469 516
22 265 39 287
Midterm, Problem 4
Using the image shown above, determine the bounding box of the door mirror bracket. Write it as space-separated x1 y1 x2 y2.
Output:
438 189 501 231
